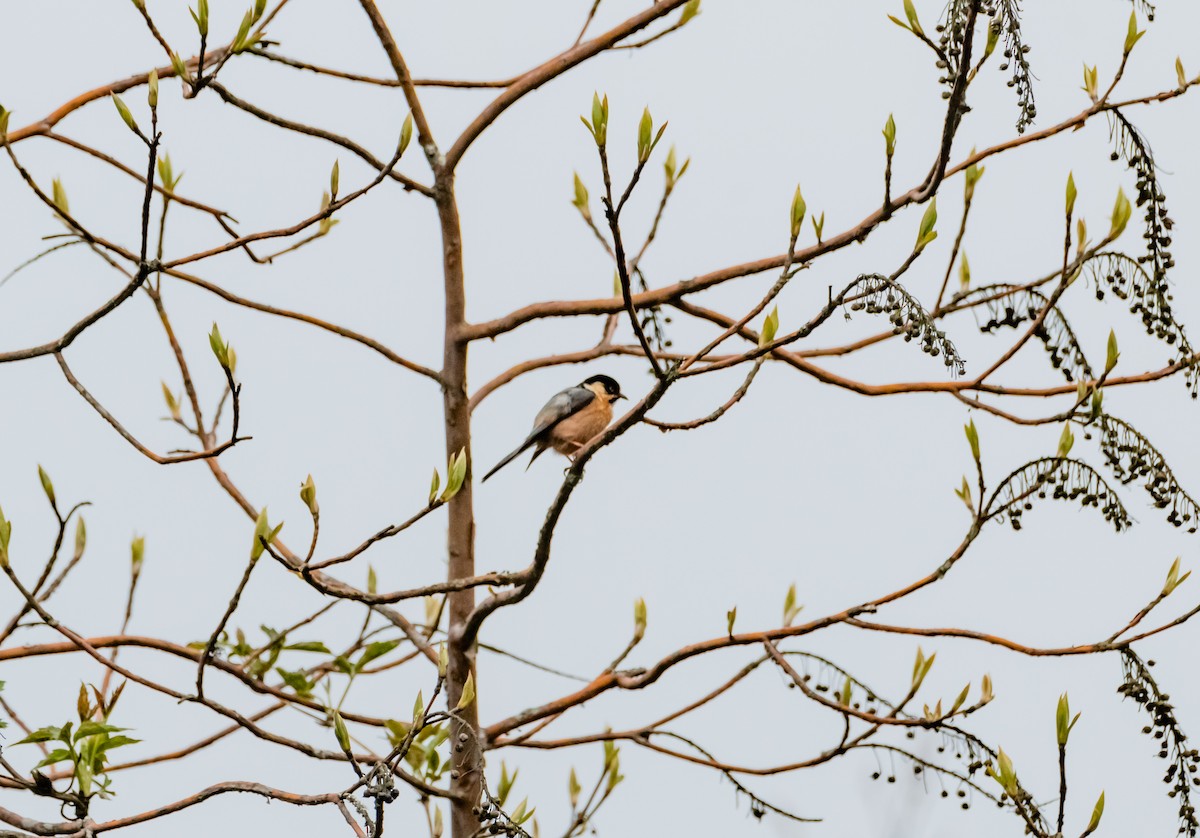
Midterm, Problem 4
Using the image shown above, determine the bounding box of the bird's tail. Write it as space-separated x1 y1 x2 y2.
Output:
481 438 538 483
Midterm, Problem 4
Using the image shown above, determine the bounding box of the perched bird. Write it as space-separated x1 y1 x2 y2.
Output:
481 375 626 482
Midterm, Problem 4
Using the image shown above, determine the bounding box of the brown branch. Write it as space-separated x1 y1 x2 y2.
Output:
644 358 764 431
444 0 691 172
206 81 430 196
163 266 442 384
55 352 246 464
355 0 438 164
247 48 517 88
89 781 355 833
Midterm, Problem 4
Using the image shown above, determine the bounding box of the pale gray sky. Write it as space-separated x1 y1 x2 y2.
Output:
2 1 1200 836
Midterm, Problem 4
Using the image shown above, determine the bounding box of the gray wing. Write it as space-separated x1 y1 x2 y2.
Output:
481 386 595 482
528 385 596 438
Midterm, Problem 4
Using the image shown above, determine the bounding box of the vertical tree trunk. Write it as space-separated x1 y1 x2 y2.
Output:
436 175 482 838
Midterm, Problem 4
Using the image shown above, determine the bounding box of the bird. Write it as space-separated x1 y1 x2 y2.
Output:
481 374 626 482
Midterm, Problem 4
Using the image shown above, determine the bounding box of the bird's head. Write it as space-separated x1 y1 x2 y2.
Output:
582 374 626 403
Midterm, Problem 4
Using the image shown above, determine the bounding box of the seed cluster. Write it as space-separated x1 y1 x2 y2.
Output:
1120 650 1198 837
961 284 1093 383
987 0 1038 132
845 274 965 375
989 458 1131 532
934 0 975 90
1102 114 1198 395
472 800 530 837
1097 415 1199 532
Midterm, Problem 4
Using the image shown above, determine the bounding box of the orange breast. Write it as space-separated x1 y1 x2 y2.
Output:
548 399 612 454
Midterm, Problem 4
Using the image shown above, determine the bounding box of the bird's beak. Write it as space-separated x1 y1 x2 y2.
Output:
617 393 628 400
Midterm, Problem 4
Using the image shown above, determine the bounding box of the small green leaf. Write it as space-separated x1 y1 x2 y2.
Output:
1082 64 1099 101
194 0 209 35
367 565 377 595
958 251 971 290
170 52 190 82
915 197 938 252
782 583 802 627
332 709 351 753
497 761 517 806
679 0 701 25
1065 171 1077 216
73 517 86 561
77 683 90 721
399 113 413 157
0 506 11 568
588 92 608 146
911 647 935 690
1177 57 1188 89
357 639 400 669
250 507 281 560
954 476 973 512
1162 557 1191 596
637 107 653 162
994 748 1017 796
208 323 230 369
428 468 441 504
232 9 254 52
157 153 179 191
1086 790 1105 834
455 672 475 711
1124 11 1144 54
949 682 970 714
111 94 138 133
34 748 74 769
964 157 984 201
981 673 993 703
984 19 1000 57
1056 693 1071 745
571 172 589 213
147 69 159 109
37 465 56 506
15 726 63 745
663 146 678 182
1105 329 1119 374
437 643 448 678
299 474 318 516
964 419 980 463
440 448 468 502
633 597 647 640
1109 187 1131 239
882 113 896 157
161 381 182 421
284 641 331 653
725 606 737 635
759 306 780 347
329 160 340 200
130 535 145 575
74 721 126 742
811 211 825 244
568 767 581 808
1057 423 1075 458
789 185 806 239
839 675 852 706
902 0 922 34
51 178 70 216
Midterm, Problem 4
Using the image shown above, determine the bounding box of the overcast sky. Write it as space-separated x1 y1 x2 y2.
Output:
2 1 1200 836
